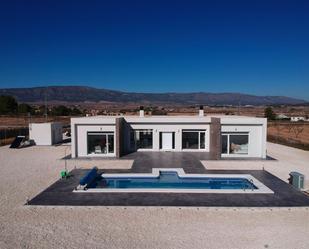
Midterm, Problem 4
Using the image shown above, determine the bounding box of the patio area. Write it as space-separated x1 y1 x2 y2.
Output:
28 149 309 207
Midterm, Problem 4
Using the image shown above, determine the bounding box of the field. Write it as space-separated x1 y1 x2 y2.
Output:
268 122 309 150
0 115 70 128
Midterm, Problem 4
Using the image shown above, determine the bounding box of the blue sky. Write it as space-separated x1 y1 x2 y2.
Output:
0 0 308 100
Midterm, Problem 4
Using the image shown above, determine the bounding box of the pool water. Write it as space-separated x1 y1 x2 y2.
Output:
93 171 257 190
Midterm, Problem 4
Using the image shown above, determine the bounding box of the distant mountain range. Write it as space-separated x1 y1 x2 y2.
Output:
0 86 307 106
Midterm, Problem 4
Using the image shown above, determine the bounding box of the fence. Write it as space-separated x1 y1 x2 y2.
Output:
0 127 29 146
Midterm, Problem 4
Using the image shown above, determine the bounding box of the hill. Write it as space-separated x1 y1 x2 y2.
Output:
0 86 306 106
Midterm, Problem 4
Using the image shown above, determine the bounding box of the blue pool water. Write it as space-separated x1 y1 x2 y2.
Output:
93 171 257 190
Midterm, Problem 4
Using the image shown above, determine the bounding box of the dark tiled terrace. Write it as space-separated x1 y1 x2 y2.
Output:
29 152 309 207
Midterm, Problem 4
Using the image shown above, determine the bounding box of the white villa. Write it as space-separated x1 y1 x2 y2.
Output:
70 107 267 159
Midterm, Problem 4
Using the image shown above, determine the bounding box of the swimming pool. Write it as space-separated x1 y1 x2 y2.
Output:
74 168 274 194
95 171 256 189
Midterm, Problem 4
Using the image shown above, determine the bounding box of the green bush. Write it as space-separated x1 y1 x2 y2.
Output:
0 95 18 114
264 107 276 120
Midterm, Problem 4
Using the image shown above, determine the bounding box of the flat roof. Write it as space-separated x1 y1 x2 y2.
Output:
29 122 62 125
71 115 266 125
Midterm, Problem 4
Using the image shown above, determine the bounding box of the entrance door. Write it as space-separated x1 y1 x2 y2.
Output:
161 132 173 150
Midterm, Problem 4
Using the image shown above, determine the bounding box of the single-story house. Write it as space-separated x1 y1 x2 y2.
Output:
71 107 267 159
71 109 267 159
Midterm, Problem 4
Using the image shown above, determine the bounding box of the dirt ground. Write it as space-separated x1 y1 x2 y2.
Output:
0 115 70 128
268 122 309 144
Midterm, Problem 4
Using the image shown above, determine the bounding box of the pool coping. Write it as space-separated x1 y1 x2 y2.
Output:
73 168 274 194
28 169 309 207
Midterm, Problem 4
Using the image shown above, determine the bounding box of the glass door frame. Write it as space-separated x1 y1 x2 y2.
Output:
221 132 249 156
87 132 115 156
181 130 206 150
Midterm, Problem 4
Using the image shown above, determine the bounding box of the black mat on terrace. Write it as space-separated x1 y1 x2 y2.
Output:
28 168 309 207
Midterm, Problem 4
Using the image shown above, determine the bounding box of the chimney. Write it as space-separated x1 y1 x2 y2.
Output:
139 106 144 117
199 105 204 117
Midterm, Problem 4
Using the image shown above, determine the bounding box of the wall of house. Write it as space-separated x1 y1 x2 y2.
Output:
71 116 267 159
75 124 116 157
29 123 52 145
51 123 63 144
72 122 210 157
115 117 131 157
29 122 63 146
128 123 210 152
221 124 266 158
209 118 221 159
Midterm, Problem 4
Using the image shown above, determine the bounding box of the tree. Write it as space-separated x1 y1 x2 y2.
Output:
51 105 71 116
0 95 18 114
286 123 294 133
50 105 82 116
264 107 276 120
35 105 50 115
70 107 82 116
291 124 304 138
273 121 285 143
18 103 34 114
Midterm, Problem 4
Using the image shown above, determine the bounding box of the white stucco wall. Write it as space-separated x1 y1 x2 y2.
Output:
29 122 63 146
71 115 267 159
75 124 116 157
129 123 210 152
221 125 263 158
220 117 267 158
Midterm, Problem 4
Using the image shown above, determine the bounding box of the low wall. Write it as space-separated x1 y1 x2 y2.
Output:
0 127 29 146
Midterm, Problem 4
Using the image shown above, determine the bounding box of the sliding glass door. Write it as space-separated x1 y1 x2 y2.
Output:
130 129 153 150
221 133 249 155
87 132 114 155
182 130 206 150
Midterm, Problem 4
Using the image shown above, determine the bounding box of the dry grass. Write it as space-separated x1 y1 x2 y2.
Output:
268 122 309 144
0 115 70 128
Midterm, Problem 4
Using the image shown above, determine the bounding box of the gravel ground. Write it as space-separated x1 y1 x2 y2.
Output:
0 143 309 249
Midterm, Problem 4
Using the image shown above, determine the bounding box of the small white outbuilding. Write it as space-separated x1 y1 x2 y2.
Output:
29 122 63 145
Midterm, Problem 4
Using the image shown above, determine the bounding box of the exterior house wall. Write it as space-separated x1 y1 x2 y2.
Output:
73 123 210 157
75 124 116 157
220 117 267 158
128 123 210 152
221 125 263 158
116 117 131 157
209 118 221 159
29 122 62 145
51 123 63 144
71 116 267 159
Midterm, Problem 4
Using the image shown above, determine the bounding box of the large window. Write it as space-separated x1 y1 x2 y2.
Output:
130 129 153 150
182 130 206 150
87 132 114 155
221 133 249 155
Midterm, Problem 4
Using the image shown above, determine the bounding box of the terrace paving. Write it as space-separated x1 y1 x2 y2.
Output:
28 151 309 207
